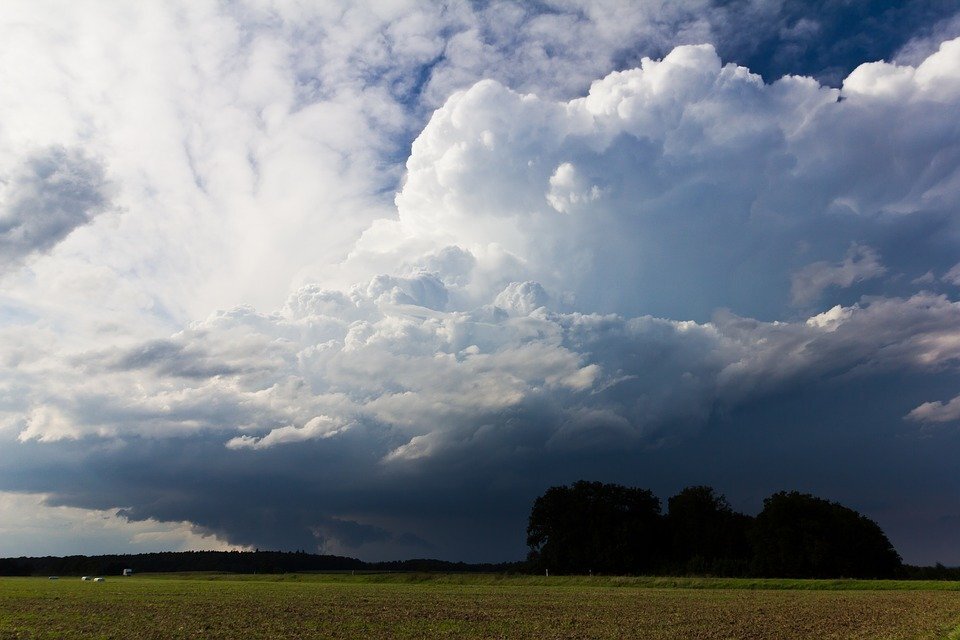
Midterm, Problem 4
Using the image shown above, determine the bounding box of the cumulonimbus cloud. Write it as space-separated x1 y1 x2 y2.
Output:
3 32 960 559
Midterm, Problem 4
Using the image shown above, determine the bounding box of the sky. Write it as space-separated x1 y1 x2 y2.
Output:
2 0 960 565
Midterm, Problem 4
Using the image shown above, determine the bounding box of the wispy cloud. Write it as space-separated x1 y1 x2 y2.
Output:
791 244 886 306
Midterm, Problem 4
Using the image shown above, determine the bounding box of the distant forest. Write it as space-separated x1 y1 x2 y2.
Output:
0 551 522 578
527 481 960 579
2 481 958 579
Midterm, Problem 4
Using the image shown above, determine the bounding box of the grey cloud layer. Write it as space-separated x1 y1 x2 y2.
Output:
16 287 960 450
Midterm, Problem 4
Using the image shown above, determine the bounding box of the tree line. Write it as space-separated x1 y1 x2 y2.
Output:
0 550 524 577
526 481 907 578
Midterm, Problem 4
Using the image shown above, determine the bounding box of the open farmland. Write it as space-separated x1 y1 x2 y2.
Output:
2 574 960 640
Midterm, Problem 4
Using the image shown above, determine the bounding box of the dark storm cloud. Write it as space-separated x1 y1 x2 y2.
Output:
5 288 960 561
0 429 441 558
2 363 958 563
0 147 109 270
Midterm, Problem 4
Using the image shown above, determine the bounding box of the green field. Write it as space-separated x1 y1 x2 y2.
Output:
2 574 960 639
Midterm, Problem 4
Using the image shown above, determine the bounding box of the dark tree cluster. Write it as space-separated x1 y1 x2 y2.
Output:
526 481 663 575
526 481 903 579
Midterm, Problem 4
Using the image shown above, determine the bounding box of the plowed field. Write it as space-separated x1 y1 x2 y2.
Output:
2 574 959 639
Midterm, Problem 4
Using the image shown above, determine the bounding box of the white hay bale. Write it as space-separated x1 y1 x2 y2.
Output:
93 577 105 582
81 576 90 581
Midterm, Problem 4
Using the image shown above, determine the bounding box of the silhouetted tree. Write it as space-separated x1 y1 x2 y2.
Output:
751 491 902 578
666 485 752 575
526 480 663 574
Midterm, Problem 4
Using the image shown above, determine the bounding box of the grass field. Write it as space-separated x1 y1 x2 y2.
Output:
2 573 960 639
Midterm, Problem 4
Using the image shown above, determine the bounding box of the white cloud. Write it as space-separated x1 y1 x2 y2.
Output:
494 281 550 316
546 162 603 214
18 406 81 443
3 6 955 337
359 41 959 321
905 395 960 424
805 304 853 330
846 37 960 100
0 1 418 332
0 1 733 356
226 415 352 450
